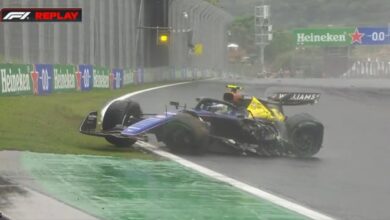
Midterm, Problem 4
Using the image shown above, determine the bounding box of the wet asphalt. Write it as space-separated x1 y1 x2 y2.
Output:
131 78 390 220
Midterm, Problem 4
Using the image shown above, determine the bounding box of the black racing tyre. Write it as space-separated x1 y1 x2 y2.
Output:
163 113 209 155
285 113 324 158
102 100 142 147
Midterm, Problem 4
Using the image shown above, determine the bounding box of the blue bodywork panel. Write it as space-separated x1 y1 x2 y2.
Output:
121 103 243 137
122 112 176 136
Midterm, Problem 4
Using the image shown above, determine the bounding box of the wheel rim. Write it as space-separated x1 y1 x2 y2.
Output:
171 127 193 146
294 131 315 154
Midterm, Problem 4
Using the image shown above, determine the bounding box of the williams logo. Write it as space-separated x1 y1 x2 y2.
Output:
1 8 82 22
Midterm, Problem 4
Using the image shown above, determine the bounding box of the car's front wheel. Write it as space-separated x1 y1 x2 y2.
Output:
102 100 142 147
163 113 209 155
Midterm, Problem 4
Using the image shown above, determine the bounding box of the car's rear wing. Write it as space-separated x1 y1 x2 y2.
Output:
267 92 321 105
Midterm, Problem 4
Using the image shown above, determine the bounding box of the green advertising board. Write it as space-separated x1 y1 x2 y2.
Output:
175 69 181 80
123 69 134 85
93 66 110 89
0 63 33 96
294 28 355 46
53 64 76 92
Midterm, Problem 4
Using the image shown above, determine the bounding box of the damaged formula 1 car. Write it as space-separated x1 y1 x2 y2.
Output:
80 85 324 158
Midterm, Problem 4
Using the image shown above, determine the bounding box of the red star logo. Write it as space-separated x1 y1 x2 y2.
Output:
75 68 82 91
30 67 39 95
351 28 364 44
109 72 114 89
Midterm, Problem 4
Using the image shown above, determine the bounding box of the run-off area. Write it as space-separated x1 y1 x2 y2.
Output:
22 152 308 220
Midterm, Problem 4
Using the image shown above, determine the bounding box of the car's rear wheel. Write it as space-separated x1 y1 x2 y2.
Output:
163 113 209 155
102 100 142 147
286 113 324 157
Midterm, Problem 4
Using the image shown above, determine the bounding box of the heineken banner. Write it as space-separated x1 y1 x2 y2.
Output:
93 67 110 89
194 69 201 79
294 28 355 46
0 64 32 96
34 64 54 95
111 68 123 89
186 68 193 79
170 69 177 81
123 69 134 85
135 68 144 84
175 69 181 80
53 64 76 92
1 63 209 96
294 27 390 46
77 64 93 91
181 69 187 80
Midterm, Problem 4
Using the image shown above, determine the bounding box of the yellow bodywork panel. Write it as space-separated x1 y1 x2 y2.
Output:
246 97 285 122
226 84 242 90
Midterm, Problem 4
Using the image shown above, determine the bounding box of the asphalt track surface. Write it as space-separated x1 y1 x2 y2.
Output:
130 79 390 220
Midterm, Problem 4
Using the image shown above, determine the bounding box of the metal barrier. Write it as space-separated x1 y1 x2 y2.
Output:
0 0 231 75
342 59 390 78
0 0 140 68
168 0 232 72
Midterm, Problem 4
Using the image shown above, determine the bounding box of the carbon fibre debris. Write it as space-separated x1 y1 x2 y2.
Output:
22 152 308 220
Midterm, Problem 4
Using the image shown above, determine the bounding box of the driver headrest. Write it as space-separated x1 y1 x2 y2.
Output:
223 92 234 102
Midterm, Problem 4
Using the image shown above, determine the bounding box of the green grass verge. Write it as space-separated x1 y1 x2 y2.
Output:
0 82 174 158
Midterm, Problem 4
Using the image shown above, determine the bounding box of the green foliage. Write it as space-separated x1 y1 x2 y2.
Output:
265 32 295 63
0 54 22 64
229 15 296 70
220 0 390 28
204 0 220 6
225 0 390 72
269 50 294 71
228 15 255 52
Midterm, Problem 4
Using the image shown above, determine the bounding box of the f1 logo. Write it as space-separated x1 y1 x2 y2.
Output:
2 12 31 21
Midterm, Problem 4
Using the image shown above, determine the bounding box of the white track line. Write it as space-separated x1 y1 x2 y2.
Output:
138 142 335 220
101 81 194 120
101 80 336 220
